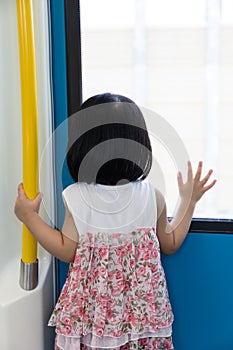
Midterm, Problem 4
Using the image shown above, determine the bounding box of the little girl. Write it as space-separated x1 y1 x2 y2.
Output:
14 93 216 350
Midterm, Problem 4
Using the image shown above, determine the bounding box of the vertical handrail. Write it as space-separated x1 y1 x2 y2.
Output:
16 0 39 290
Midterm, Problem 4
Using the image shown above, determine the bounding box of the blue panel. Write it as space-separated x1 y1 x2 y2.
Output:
50 0 68 130
162 233 233 350
50 0 72 293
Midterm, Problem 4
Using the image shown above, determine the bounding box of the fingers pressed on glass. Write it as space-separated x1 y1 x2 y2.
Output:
177 171 183 186
187 161 193 181
194 161 202 181
201 169 213 185
203 179 217 192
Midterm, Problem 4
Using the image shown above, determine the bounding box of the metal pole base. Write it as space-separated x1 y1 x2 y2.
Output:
19 259 39 290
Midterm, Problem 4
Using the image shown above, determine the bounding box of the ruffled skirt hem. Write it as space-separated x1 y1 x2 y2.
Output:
55 334 174 350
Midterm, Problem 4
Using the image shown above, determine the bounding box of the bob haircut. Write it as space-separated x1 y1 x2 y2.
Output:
66 93 152 185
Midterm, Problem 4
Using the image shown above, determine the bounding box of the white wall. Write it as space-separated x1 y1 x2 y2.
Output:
0 0 22 269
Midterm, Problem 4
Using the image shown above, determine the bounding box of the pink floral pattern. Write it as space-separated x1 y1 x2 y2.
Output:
49 228 174 349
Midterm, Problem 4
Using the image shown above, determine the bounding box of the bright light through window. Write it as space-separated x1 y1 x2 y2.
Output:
80 0 233 219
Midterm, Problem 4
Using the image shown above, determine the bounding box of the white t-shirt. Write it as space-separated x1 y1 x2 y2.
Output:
62 180 157 237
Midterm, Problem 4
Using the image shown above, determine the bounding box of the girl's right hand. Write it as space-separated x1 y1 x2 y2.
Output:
14 183 42 223
177 161 217 205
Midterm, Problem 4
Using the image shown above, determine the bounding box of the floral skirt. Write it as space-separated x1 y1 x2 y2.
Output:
55 335 174 350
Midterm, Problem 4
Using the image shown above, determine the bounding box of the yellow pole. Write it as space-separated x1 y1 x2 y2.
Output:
16 0 38 264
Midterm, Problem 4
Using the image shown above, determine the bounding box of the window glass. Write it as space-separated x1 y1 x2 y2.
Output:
80 0 233 218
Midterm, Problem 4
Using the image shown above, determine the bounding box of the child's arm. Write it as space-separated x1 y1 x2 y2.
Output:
156 161 216 255
14 183 78 263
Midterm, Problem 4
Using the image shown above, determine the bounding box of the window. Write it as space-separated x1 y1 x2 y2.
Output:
80 0 233 221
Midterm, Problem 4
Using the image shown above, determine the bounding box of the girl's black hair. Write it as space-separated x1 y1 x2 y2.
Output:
66 93 152 185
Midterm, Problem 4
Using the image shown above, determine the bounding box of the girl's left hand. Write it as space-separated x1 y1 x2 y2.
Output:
14 183 42 223
177 161 217 205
